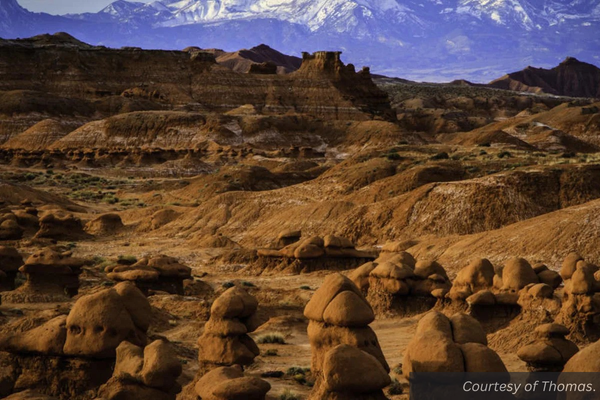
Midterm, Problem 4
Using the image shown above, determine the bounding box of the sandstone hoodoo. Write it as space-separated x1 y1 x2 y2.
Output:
255 234 375 274
403 311 507 376
557 255 600 341
0 246 23 291
1 247 87 303
349 251 451 315
196 286 260 375
194 365 271 400
517 323 579 372
34 213 88 241
0 282 151 398
97 339 183 400
106 254 192 295
304 273 391 399
447 257 561 311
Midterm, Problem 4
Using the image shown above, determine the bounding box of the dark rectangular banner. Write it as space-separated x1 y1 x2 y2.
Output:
410 373 600 400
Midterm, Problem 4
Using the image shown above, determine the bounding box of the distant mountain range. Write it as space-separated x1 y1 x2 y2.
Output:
1 0 600 82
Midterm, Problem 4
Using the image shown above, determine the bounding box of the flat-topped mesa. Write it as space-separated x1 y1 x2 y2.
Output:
294 51 396 121
0 37 396 121
304 273 390 400
0 282 151 398
1 248 87 303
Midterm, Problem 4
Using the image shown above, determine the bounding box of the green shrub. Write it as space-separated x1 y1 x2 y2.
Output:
256 333 286 344
279 390 300 400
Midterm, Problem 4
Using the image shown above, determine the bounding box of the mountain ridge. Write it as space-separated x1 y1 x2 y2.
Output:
3 0 600 82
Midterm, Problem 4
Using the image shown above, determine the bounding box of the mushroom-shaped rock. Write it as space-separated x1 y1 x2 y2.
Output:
561 252 584 280
34 213 87 240
195 365 270 400
500 257 539 292
517 323 579 372
107 254 192 295
6 247 87 301
197 287 260 371
63 282 150 358
305 273 389 400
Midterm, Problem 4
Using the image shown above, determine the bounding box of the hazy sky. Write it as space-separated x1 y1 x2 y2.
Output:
18 0 154 15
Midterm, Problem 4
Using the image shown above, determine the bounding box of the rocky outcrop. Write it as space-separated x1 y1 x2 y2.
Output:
34 213 88 241
304 273 390 400
254 235 375 274
556 255 600 341
349 251 450 315
0 37 395 121
403 311 507 376
106 254 192 295
0 282 151 398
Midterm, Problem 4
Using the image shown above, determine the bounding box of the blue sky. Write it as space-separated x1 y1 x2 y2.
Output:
18 0 153 15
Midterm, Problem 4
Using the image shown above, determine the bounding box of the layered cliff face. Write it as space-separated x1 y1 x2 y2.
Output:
0 34 394 121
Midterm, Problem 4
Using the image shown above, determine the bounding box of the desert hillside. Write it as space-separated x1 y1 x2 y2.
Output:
0 33 599 400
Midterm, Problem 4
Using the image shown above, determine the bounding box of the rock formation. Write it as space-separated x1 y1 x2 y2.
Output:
403 311 507 376
1 248 86 303
304 273 390 400
255 234 375 274
517 323 578 371
106 254 192 295
0 246 23 291
0 38 395 122
0 212 23 240
196 286 260 375
350 252 450 315
194 365 271 400
34 213 88 241
557 256 600 341
84 213 125 236
97 340 182 400
0 282 151 398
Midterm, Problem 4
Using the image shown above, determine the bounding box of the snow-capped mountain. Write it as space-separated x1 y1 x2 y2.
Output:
4 0 600 82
